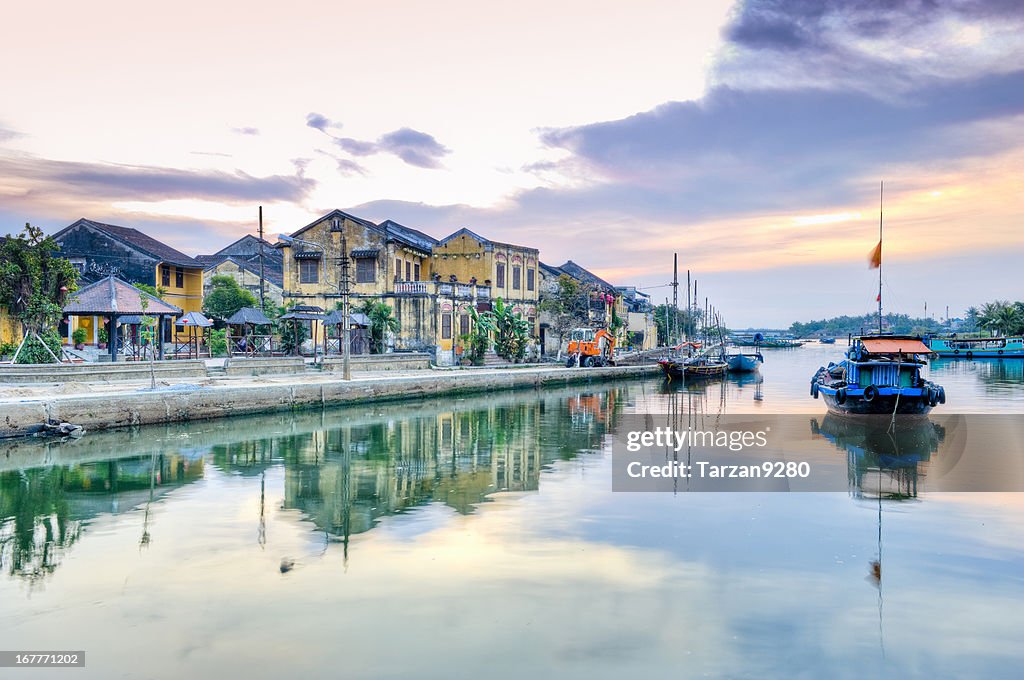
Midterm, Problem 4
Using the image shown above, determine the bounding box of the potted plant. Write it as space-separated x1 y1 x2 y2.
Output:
97 327 108 350
72 327 88 350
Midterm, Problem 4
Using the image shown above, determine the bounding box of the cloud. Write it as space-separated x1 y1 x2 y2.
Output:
0 154 315 204
336 137 378 156
375 128 450 169
305 112 333 132
0 125 18 142
232 126 260 136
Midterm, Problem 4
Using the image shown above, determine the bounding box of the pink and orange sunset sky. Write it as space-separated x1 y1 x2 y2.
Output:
1 0 1022 326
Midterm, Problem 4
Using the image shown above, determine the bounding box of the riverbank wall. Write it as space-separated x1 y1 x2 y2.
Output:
0 364 659 439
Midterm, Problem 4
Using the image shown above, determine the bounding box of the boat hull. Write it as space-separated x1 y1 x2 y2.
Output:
726 354 762 372
815 384 936 416
658 360 684 379
684 362 728 379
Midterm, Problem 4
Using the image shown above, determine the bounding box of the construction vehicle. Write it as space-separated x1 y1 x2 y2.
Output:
565 327 616 367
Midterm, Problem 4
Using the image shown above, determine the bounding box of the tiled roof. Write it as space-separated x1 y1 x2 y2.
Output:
56 219 202 268
62 276 182 315
202 254 284 288
378 219 437 253
225 307 274 325
557 260 617 291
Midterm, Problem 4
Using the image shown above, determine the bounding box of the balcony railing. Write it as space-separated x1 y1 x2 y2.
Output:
395 281 492 299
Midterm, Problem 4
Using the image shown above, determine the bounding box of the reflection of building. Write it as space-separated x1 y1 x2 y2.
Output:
0 453 204 583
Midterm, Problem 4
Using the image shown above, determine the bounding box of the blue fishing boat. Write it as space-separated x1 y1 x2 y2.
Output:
811 335 944 416
725 352 763 372
926 335 1024 358
819 337 836 344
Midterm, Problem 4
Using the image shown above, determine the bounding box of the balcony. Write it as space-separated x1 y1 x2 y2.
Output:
394 281 491 299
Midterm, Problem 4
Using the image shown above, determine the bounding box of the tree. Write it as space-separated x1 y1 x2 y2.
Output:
653 304 702 346
0 224 78 363
538 274 593 356
461 305 494 365
978 300 1021 336
357 300 400 354
203 275 257 321
492 297 530 363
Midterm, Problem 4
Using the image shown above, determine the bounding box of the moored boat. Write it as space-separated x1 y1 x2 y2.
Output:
683 356 728 379
725 352 763 372
926 335 1024 358
819 337 836 344
811 336 945 416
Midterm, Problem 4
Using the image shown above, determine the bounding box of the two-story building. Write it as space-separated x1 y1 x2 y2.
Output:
197 234 285 308
52 218 204 344
538 260 627 354
430 228 540 356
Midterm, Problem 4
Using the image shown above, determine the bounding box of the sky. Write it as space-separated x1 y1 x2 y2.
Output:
1 0 1022 327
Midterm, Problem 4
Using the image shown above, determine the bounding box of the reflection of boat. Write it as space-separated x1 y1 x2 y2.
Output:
811 336 945 416
812 414 944 499
927 334 1024 358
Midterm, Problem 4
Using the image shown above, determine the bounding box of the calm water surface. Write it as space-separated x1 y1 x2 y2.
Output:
2 346 1022 679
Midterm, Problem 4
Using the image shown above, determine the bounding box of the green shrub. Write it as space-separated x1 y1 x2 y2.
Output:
0 340 17 357
209 329 227 357
72 328 88 345
15 331 63 364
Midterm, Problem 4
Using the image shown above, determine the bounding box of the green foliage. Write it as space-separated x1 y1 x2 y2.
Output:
277 317 307 354
203 275 258 321
71 328 88 345
491 297 530 363
789 312 942 337
135 283 168 300
14 331 62 364
0 224 78 339
0 341 18 356
977 300 1024 336
538 274 593 346
462 306 494 365
653 304 702 346
98 327 108 344
209 328 228 357
358 299 401 354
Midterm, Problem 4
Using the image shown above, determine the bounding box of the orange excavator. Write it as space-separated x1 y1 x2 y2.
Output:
566 327 616 367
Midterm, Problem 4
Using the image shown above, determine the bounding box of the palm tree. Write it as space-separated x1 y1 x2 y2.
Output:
978 301 1019 336
358 300 400 354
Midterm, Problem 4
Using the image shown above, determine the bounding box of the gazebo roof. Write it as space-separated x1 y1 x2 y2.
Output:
63 275 182 316
279 310 325 321
175 311 214 328
323 311 371 327
225 307 273 326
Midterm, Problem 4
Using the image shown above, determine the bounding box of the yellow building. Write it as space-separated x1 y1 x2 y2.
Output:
53 219 203 344
431 228 540 354
0 305 22 348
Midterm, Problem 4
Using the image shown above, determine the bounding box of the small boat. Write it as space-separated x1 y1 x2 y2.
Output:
819 337 836 344
725 351 763 372
926 335 1024 358
657 357 685 380
683 355 728 379
811 335 945 416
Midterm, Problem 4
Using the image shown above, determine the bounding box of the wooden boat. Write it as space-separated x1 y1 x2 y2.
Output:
658 358 685 380
811 336 944 416
683 356 728 379
819 337 836 344
926 335 1024 358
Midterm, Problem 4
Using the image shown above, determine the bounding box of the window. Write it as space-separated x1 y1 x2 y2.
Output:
395 258 402 280
356 257 376 283
496 263 505 288
405 260 411 281
527 268 535 291
512 266 521 290
299 259 319 284
442 314 452 339
460 314 470 337
414 263 421 281
161 265 170 287
175 267 184 288
70 258 85 274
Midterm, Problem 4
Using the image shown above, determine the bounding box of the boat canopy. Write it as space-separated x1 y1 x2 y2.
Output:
860 337 932 355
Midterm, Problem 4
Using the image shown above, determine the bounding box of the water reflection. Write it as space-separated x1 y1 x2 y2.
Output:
0 453 203 584
1 386 625 583
812 416 944 500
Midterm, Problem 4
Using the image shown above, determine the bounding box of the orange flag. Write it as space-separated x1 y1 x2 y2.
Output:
868 241 882 269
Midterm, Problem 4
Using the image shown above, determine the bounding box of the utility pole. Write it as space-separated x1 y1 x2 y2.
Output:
339 233 352 381
672 253 679 346
258 206 266 310
686 269 691 341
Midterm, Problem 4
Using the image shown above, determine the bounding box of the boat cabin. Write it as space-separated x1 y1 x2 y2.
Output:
844 336 932 388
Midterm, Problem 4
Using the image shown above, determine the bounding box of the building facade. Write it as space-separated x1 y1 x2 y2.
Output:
197 235 285 308
53 219 203 344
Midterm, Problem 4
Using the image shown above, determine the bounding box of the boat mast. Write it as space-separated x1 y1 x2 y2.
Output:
878 181 883 335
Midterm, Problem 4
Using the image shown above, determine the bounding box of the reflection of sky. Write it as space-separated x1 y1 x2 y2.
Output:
2 382 1023 679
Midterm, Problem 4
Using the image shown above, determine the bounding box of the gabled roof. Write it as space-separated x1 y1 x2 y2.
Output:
198 234 276 260
291 209 378 239
557 260 616 291
438 227 492 247
62 275 182 316
539 261 565 277
378 219 437 253
225 307 274 325
202 254 284 288
54 218 201 268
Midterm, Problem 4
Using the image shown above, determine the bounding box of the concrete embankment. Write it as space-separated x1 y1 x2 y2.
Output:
0 365 659 439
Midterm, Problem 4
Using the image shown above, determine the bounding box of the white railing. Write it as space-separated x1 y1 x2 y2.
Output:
395 281 431 294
